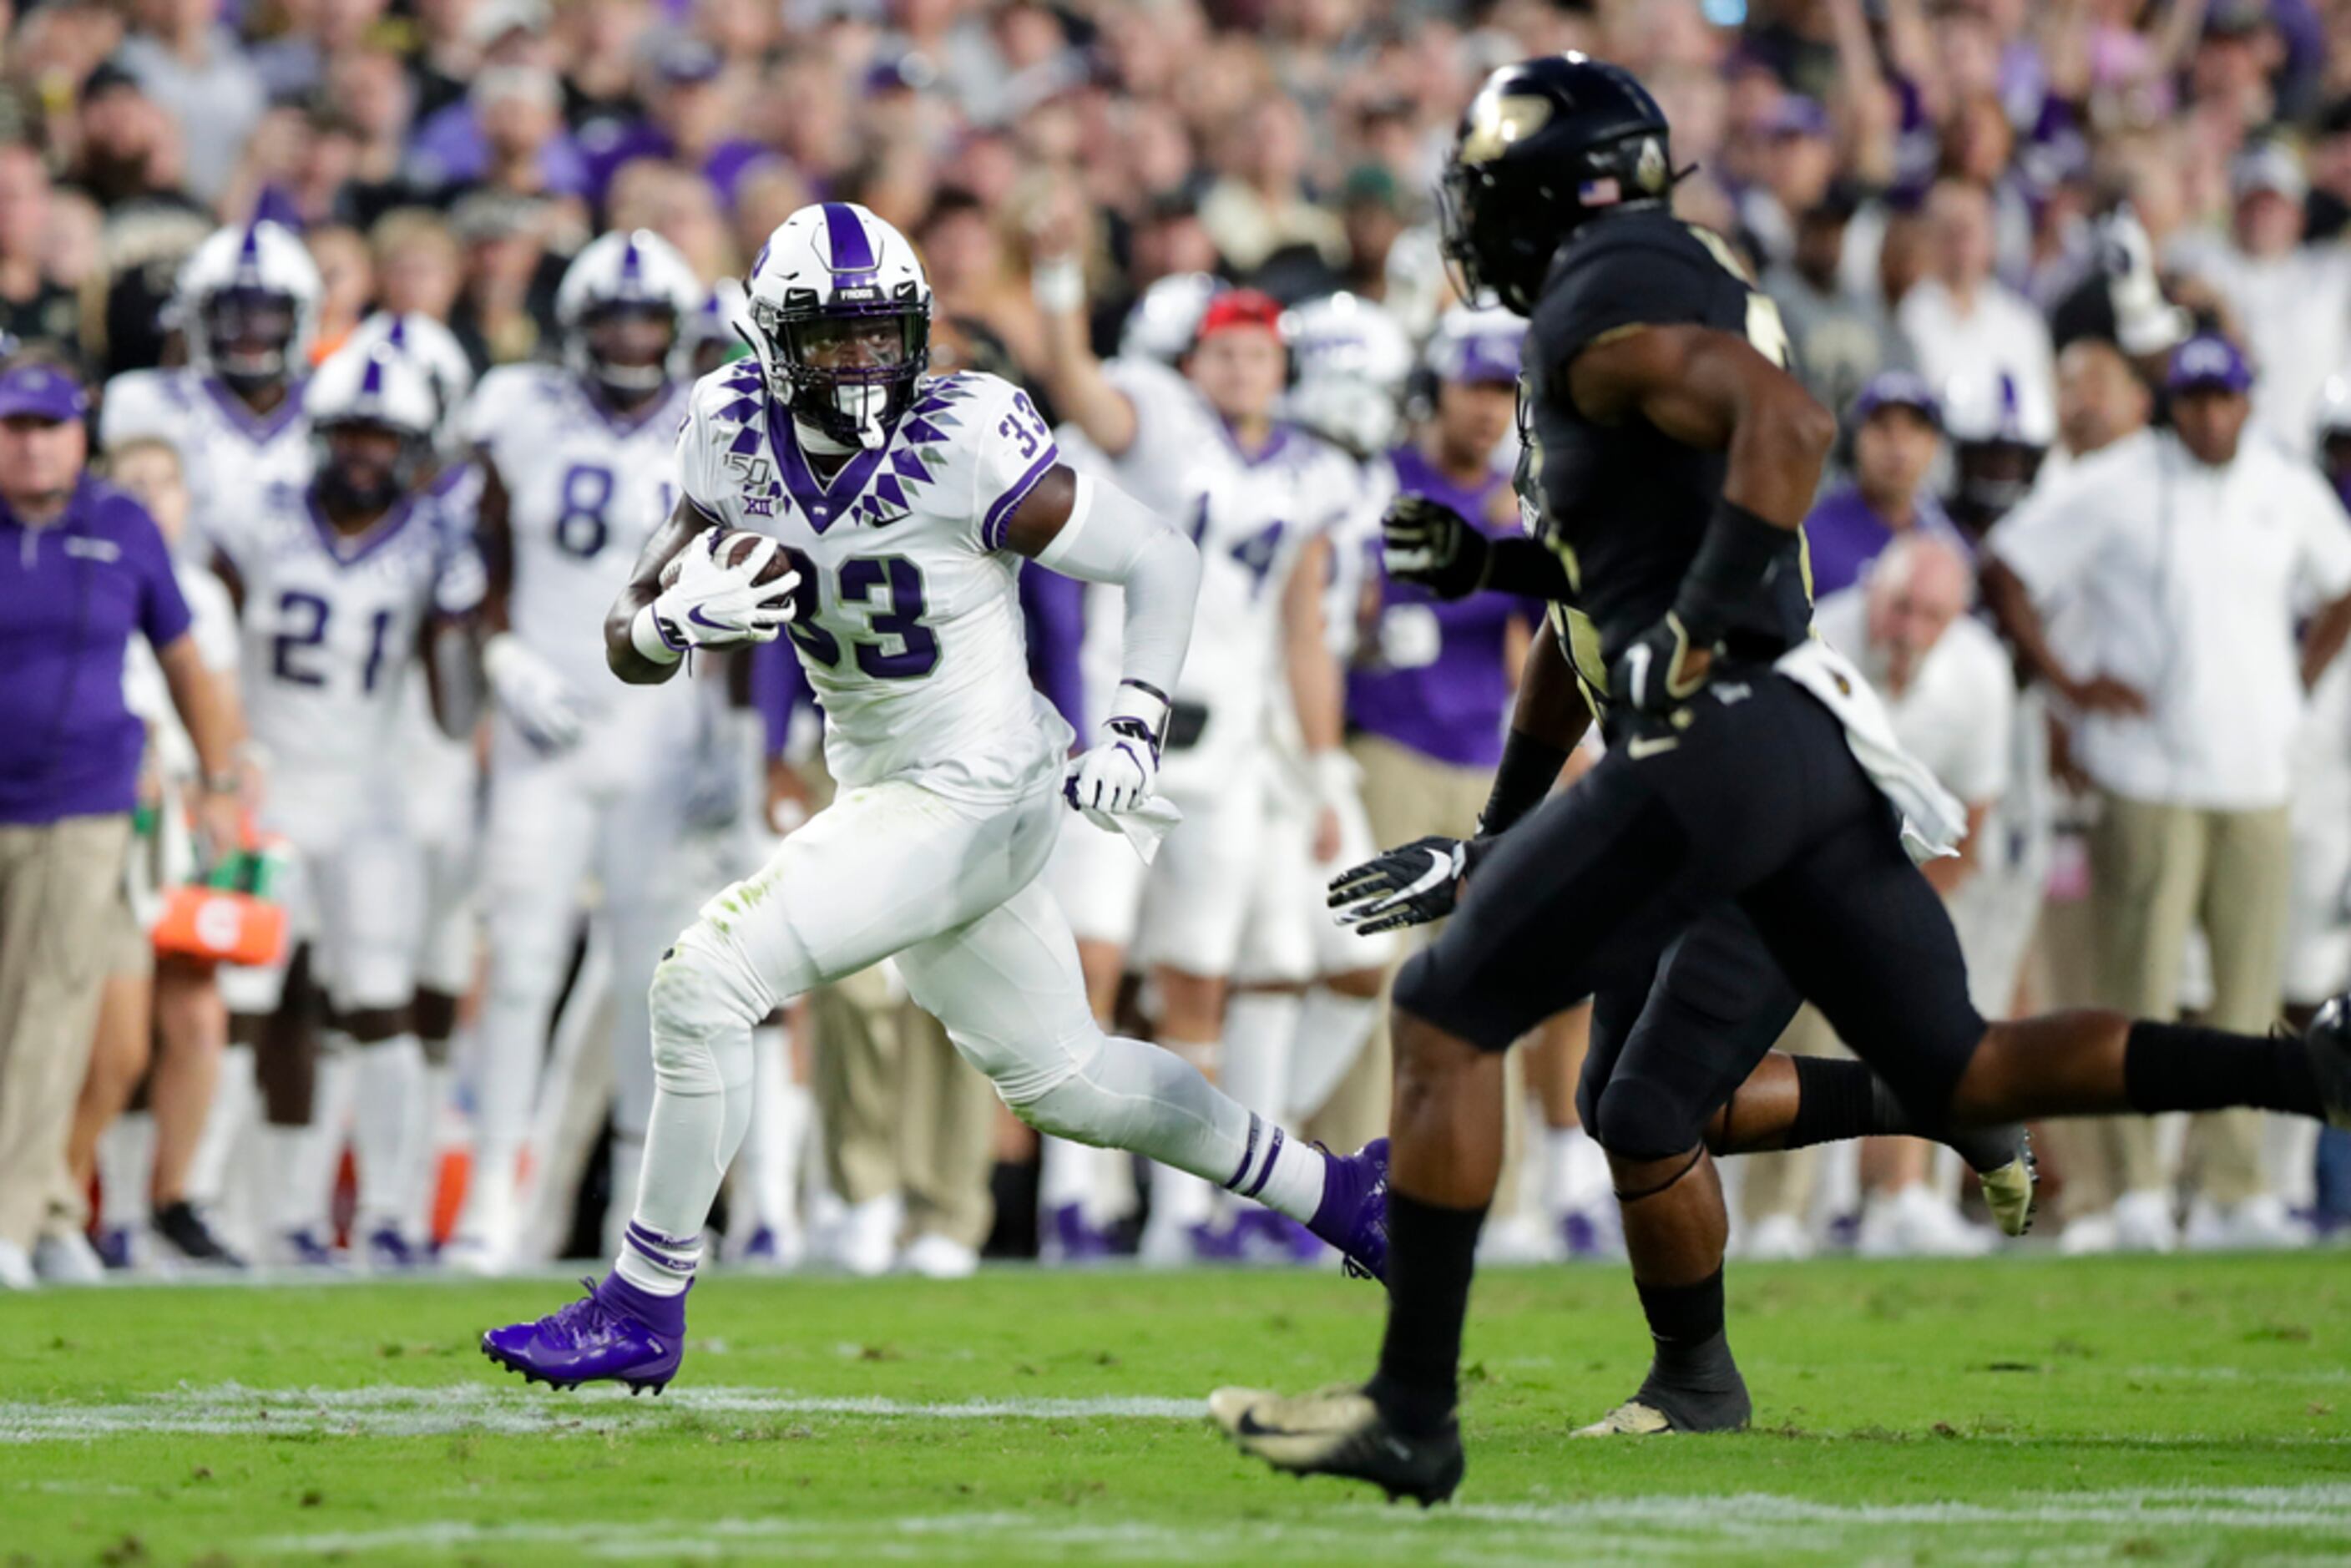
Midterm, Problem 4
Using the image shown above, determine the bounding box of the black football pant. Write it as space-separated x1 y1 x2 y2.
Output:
1393 672 1985 1159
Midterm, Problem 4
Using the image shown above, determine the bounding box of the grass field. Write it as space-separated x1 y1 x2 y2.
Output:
5 1252 2351 1565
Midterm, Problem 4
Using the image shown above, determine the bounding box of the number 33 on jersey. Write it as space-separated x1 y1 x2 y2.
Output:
675 360 1074 801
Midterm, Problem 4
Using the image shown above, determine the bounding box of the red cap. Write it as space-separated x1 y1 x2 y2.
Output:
1192 288 1284 345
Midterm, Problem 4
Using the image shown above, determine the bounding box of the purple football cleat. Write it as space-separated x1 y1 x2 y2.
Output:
278 1227 341 1268
1040 1203 1116 1265
1307 1138 1389 1282
367 1227 427 1272
481 1274 689 1394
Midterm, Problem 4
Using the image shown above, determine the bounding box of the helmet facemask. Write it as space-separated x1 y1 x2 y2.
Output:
312 417 427 518
204 287 301 396
576 302 680 406
754 281 928 452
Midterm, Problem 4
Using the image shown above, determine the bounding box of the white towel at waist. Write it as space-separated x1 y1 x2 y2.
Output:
1772 638 1966 864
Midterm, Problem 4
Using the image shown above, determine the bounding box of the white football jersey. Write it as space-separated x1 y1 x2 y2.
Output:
101 368 314 560
1064 356 1360 780
676 362 1073 802
212 480 483 797
465 363 693 702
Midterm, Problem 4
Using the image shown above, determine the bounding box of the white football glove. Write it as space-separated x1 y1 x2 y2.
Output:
482 632 584 754
654 531 799 650
1064 680 1167 816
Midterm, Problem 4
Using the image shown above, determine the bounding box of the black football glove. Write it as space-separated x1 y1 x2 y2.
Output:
1380 494 1489 600
1327 835 1472 936
1609 612 1710 716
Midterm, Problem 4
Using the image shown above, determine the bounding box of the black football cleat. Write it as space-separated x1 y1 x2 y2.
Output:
2305 995 2351 1130
1208 1385 1464 1505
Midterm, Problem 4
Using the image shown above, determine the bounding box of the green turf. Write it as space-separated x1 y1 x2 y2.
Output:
4 1252 2350 1565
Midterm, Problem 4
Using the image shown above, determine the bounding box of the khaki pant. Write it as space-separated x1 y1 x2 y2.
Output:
0 815 133 1248
810 964 998 1249
2034 885 2164 1218
1312 736 1529 1202
2087 792 2293 1208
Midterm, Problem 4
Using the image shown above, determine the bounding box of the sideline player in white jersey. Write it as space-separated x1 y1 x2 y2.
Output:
482 203 1389 1392
351 309 483 1248
101 220 321 549
206 345 483 1267
444 230 715 1272
1034 266 1368 1262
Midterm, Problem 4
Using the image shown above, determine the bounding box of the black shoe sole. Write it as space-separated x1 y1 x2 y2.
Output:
1248 1427 1464 1505
478 1338 671 1396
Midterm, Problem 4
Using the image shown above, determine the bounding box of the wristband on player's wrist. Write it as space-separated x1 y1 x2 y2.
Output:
1477 731 1571 838
1107 677 1170 746
1671 496 1794 645
629 602 686 665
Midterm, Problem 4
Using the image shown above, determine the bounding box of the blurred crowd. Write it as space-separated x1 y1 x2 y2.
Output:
9 0 2351 1287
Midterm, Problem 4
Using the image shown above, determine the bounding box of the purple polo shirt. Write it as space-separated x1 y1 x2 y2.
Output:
1802 482 1971 601
1347 447 1540 770
0 477 191 825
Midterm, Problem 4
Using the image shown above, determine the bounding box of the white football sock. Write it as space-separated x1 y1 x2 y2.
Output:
98 1112 154 1231
409 1061 453 1240
1016 1033 1327 1226
1545 1125 1611 1216
186 1042 254 1212
1038 1136 1100 1213
294 1046 360 1235
736 1024 804 1235
1220 993 1299 1120
1287 986 1382 1122
352 1035 423 1233
604 1130 648 1261
261 1123 312 1236
616 939 760 1296
1147 1158 1215 1230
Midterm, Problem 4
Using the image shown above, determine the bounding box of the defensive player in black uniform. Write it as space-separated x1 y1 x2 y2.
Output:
1208 53 2351 1505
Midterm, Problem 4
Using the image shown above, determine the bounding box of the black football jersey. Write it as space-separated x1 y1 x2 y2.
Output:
1516 210 1813 708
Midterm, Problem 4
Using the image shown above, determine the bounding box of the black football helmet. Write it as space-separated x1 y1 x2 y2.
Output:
1439 53 1678 315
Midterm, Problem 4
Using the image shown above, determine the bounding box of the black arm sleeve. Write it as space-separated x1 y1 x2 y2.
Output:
1476 729 1571 838
1482 536 1576 600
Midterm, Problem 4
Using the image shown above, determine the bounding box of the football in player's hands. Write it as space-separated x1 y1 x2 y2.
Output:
662 528 794 597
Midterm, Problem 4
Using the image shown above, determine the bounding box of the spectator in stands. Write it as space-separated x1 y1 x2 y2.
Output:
0 148 87 367
1765 189 1911 419
1986 335 2351 1252
1802 371 1959 599
582 33 768 210
1200 96 1347 279
371 209 464 325
2173 142 2351 457
1898 178 2056 419
112 0 267 207
0 361 238 1289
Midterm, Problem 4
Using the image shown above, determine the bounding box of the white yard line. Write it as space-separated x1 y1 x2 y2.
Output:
245 1485 2351 1564
0 1382 1202 1443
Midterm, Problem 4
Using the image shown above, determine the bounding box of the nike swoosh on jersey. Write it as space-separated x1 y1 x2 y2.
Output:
1626 736 1680 761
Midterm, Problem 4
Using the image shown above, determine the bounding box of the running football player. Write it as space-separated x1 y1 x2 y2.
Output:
1212 55 2351 1501
480 203 1389 1392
